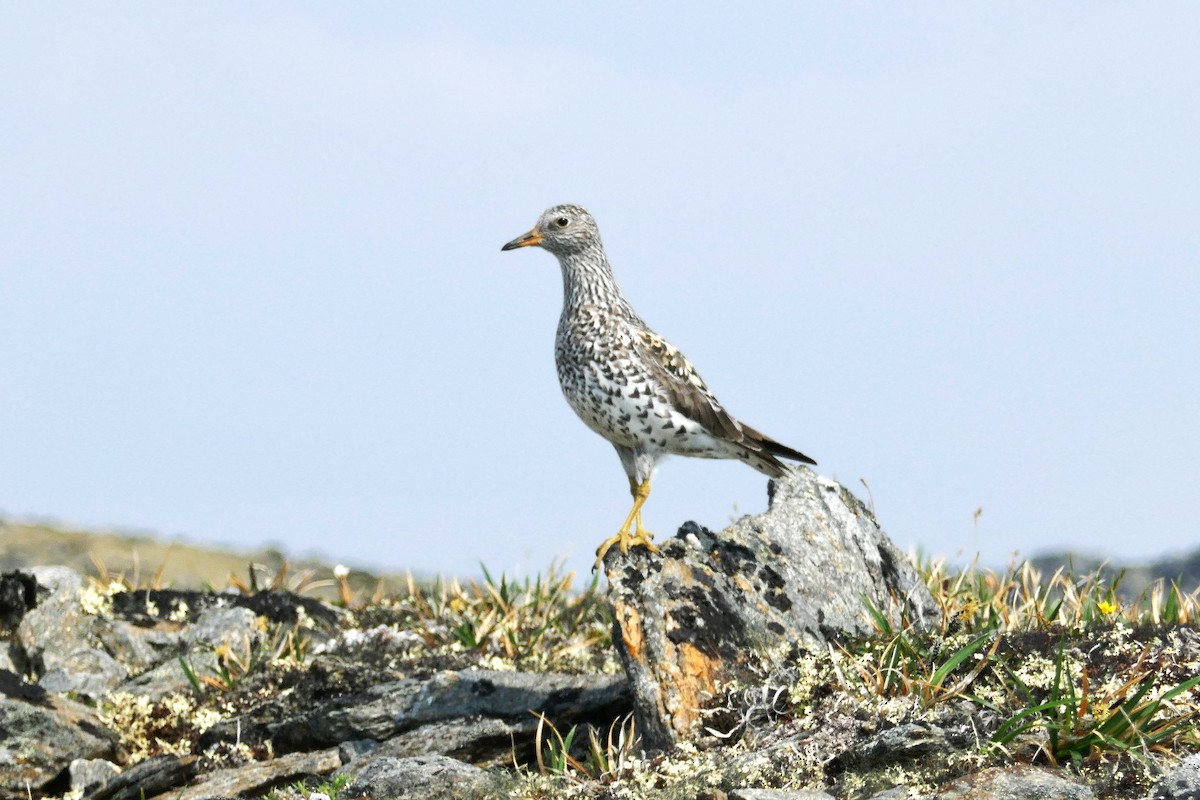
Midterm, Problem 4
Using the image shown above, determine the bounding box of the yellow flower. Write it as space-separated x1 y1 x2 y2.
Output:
1097 600 1118 615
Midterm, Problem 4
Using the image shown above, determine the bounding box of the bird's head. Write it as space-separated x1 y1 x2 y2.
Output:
502 204 600 257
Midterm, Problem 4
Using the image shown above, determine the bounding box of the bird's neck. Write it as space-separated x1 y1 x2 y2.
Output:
558 244 634 317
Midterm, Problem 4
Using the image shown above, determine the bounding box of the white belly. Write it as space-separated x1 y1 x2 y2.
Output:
562 362 725 457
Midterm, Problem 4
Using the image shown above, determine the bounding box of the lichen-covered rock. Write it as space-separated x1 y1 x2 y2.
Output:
605 468 940 749
407 669 629 727
370 717 531 767
91 754 197 800
205 667 629 755
936 765 1097 799
37 646 127 696
867 789 933 800
10 569 231 699
336 753 514 799
830 722 949 771
730 789 838 800
338 738 379 764
15 566 131 697
148 748 341 800
267 677 425 747
1146 752 1200 800
69 757 120 795
110 588 348 698
117 605 260 699
2 545 1195 800
0 693 116 799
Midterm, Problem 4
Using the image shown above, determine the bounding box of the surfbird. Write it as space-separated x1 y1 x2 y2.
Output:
502 204 816 567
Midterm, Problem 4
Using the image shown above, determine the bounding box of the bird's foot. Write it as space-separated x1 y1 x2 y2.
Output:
594 526 661 569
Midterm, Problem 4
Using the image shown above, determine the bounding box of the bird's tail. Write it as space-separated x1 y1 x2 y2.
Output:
758 434 817 466
725 422 817 478
739 423 817 475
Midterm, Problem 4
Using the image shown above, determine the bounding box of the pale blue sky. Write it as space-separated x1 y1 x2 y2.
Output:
2 3 1197 580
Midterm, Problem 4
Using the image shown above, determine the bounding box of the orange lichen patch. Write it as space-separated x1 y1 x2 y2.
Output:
616 602 645 662
733 574 755 594
670 641 721 733
612 586 730 740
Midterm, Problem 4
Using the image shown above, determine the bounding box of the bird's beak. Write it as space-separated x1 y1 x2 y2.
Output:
501 229 543 251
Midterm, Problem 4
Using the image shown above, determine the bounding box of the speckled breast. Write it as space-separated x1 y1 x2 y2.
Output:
554 309 723 457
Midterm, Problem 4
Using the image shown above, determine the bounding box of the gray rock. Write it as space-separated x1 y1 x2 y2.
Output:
831 722 949 770
186 605 261 650
606 469 940 749
375 717 530 767
937 766 1096 799
93 754 197 800
1146 752 1200 800
13 567 192 698
407 669 629 727
730 790 837 800
260 669 628 753
0 694 116 799
117 649 219 699
336 754 511 799
25 565 84 597
868 790 932 800
99 617 183 673
337 738 379 764
69 757 120 795
150 748 340 800
15 566 127 697
37 646 127 696
268 677 425 746
117 605 259 698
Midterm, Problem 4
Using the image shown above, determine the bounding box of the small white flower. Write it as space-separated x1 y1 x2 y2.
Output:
168 600 191 623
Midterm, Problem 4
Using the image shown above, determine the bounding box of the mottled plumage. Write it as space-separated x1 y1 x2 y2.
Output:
502 204 815 565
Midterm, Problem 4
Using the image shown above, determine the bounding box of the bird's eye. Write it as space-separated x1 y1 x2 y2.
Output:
555 217 570 228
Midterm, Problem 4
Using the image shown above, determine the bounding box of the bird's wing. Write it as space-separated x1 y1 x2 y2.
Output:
631 328 746 443
631 326 817 467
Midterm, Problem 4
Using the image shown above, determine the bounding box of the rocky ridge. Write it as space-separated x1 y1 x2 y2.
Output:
1 469 1198 799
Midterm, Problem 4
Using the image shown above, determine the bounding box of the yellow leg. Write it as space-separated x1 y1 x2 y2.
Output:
627 476 647 538
594 478 661 568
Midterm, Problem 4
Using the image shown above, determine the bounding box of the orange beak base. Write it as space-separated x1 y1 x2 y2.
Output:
501 230 544 251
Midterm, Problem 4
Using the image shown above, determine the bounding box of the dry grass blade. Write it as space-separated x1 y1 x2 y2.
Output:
383 562 610 669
